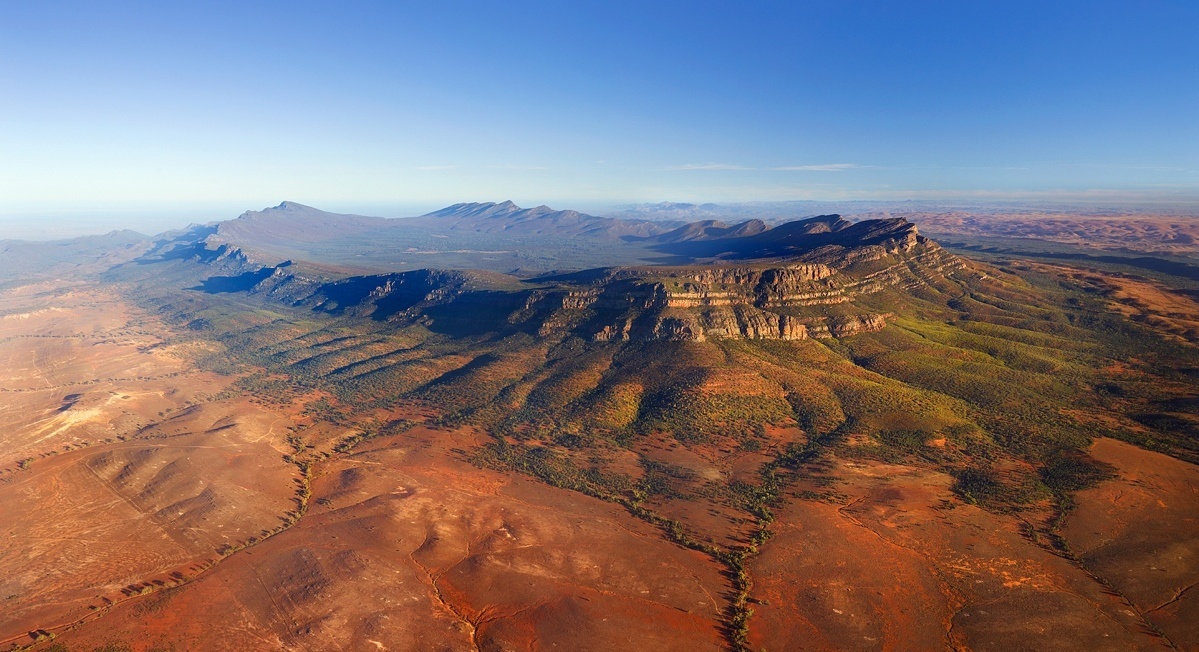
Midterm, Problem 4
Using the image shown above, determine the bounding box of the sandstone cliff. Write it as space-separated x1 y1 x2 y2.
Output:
181 216 973 343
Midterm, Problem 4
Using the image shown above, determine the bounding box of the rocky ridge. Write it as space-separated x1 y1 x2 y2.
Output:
531 227 964 341
207 215 970 343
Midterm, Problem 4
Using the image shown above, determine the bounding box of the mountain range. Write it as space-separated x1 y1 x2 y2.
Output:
2 200 1198 651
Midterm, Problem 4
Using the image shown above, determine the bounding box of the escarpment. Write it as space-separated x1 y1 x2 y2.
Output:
160 215 974 343
520 222 967 342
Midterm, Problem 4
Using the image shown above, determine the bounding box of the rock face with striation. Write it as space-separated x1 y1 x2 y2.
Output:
518 216 967 342
212 216 969 343
129 210 974 344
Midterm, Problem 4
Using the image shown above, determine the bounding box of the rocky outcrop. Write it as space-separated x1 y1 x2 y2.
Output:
827 314 889 337
581 305 883 343
694 308 811 341
532 233 966 342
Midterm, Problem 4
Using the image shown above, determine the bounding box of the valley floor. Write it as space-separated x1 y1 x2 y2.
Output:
2 271 1197 652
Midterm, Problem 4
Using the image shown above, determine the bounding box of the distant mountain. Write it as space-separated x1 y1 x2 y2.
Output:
211 201 389 246
0 229 150 281
119 202 932 283
0 228 147 250
639 219 769 243
651 214 922 262
607 200 951 224
181 201 689 275
417 201 673 239
422 200 525 220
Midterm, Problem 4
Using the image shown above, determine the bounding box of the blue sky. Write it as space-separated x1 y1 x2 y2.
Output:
1 1 1197 235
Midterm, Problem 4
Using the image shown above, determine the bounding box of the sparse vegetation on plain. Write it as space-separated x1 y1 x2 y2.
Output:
5 203 1199 651
90 227 1197 650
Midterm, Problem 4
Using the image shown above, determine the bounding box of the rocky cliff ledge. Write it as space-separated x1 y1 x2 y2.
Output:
533 225 966 341
195 216 974 344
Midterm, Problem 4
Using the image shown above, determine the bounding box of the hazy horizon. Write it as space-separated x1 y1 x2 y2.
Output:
3 1 1196 224
7 193 1199 242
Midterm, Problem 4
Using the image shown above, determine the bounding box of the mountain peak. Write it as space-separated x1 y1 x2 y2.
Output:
236 201 317 220
217 203 388 247
424 201 526 219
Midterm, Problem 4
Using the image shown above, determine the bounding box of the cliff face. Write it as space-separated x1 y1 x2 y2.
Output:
523 225 966 342
188 216 973 343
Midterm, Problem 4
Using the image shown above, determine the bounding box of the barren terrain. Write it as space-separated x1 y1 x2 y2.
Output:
1020 262 1199 343
872 211 1199 257
45 423 731 651
4 209 1199 651
0 284 306 648
0 270 1194 651
1062 437 1199 644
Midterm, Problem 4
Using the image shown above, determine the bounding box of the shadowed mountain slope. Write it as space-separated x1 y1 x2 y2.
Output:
417 200 672 238
652 214 922 262
639 219 770 243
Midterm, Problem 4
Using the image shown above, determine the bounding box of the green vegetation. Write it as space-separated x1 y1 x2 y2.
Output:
117 242 1199 652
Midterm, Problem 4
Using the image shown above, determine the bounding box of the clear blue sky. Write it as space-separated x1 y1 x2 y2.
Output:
2 1 1197 233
